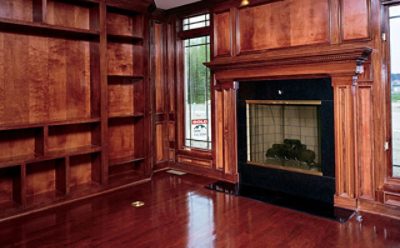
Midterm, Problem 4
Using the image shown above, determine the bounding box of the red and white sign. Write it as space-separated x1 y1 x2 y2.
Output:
191 119 208 139
192 119 208 125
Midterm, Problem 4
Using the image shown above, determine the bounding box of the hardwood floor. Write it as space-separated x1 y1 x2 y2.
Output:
1 171 400 248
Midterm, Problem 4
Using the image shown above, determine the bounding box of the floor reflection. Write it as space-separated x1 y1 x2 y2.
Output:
0 172 400 247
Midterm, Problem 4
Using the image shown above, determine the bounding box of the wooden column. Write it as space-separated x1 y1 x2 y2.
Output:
332 75 357 209
214 80 239 182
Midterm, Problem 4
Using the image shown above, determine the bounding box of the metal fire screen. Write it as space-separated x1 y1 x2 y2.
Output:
246 100 322 176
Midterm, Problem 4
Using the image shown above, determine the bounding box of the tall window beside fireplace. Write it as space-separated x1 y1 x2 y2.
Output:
388 5 400 178
182 14 212 150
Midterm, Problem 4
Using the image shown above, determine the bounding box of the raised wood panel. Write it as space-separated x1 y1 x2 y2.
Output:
167 23 176 113
107 12 143 38
215 90 224 171
0 0 33 22
169 149 175 161
0 34 92 125
341 0 370 41
46 1 90 30
177 155 212 168
213 85 238 176
107 43 143 76
222 89 237 175
108 84 134 116
358 85 375 200
385 193 400 207
334 84 355 200
169 122 175 143
238 0 329 53
214 11 231 57
154 23 165 113
155 123 166 163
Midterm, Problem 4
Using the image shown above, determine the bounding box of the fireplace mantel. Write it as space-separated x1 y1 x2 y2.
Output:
207 47 372 77
208 46 374 210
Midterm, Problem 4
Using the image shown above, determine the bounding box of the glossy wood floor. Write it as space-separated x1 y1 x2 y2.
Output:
1 172 400 248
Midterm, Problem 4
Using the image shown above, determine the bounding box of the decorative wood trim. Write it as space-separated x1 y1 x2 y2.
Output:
359 198 400 220
207 47 372 71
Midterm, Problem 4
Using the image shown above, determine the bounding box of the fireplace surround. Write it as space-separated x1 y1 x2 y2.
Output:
207 47 373 210
237 78 335 203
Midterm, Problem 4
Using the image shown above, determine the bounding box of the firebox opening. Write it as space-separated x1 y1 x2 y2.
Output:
246 100 322 176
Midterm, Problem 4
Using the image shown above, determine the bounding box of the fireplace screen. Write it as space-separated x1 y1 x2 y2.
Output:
246 100 322 175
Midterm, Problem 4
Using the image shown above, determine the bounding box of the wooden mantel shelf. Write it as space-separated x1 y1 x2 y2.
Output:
206 47 372 71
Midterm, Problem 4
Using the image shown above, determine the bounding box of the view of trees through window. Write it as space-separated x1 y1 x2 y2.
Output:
390 5 400 177
183 14 211 150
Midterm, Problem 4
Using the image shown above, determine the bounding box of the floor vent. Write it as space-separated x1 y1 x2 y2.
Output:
166 170 187 176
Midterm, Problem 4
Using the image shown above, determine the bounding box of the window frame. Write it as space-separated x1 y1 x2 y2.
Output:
384 2 400 184
176 12 214 155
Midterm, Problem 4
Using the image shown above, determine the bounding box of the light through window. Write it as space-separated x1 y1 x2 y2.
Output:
183 14 211 150
183 14 210 31
390 5 400 177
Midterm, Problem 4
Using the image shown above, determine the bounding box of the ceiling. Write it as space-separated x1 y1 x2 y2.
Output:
154 0 202 10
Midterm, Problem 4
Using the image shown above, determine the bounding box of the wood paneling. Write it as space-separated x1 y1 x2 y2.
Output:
108 84 134 116
341 0 370 41
108 119 135 160
46 0 90 30
0 0 33 22
358 85 375 200
0 130 37 160
107 43 143 76
332 80 356 203
69 154 93 188
238 0 329 53
106 0 153 13
48 124 95 151
0 34 92 125
107 12 143 38
214 10 231 57
154 23 165 113
26 161 56 196
213 82 239 178
177 155 212 168
0 0 151 221
155 124 166 163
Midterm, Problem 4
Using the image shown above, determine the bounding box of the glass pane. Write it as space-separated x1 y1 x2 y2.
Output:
184 36 211 149
247 102 322 175
182 14 210 31
390 5 400 17
390 6 400 177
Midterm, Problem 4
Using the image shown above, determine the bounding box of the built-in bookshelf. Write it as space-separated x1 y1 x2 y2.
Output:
0 0 150 220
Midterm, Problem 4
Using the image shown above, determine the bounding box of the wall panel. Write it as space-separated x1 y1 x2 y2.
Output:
237 0 329 53
341 0 370 41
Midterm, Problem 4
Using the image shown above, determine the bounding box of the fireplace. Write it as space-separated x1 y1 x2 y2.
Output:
246 100 322 175
237 78 335 204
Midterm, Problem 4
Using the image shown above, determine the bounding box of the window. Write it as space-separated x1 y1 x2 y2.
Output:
389 5 400 177
183 14 210 30
182 14 211 150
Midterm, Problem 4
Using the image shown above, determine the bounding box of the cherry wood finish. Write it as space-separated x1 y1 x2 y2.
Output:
0 0 152 221
154 0 400 219
213 10 231 57
1 172 400 247
237 0 329 53
341 0 371 41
